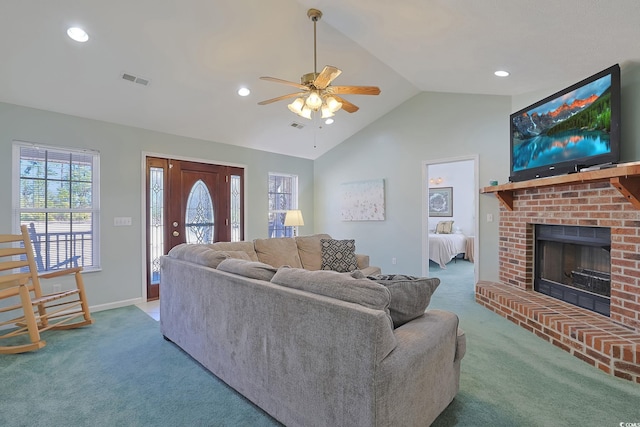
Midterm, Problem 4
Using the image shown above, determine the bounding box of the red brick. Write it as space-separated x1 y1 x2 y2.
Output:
614 361 640 375
574 351 596 366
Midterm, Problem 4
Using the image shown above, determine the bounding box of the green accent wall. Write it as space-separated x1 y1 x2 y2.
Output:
314 92 509 280
0 102 314 309
2 63 640 309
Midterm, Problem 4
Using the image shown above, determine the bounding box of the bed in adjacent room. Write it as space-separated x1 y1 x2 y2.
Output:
428 232 467 269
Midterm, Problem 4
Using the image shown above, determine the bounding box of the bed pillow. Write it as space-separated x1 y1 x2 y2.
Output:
320 239 358 272
367 274 440 328
217 258 278 281
436 220 455 234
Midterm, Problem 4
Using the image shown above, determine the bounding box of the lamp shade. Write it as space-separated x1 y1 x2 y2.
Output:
284 210 304 227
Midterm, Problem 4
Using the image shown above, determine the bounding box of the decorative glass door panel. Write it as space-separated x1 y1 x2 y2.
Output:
185 179 214 244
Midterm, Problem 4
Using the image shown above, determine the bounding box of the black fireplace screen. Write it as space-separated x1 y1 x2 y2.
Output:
535 225 611 316
538 240 610 297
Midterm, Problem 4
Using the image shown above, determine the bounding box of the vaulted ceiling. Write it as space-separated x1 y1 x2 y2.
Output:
2 1 639 159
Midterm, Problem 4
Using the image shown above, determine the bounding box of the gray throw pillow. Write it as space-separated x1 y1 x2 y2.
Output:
320 239 358 272
217 258 278 281
367 274 440 328
167 244 251 269
271 267 391 312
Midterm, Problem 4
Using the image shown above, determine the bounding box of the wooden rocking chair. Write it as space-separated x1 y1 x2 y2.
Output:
0 225 94 354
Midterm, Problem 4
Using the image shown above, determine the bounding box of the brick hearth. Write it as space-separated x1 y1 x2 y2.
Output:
478 179 640 383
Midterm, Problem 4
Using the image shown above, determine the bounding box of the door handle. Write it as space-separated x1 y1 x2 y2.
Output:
173 231 179 237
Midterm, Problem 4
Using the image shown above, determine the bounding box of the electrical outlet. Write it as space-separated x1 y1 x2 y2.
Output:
52 284 62 293
487 213 494 222
392 257 397 265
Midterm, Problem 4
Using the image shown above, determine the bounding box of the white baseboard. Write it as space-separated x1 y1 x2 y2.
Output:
90 297 144 313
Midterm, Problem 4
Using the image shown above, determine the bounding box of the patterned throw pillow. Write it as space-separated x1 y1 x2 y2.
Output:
436 220 455 234
320 239 358 273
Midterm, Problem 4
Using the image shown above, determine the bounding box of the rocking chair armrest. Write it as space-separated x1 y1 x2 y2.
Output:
0 276 30 292
39 266 83 280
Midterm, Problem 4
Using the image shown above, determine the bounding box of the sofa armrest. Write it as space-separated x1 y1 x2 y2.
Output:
356 253 370 269
375 310 462 426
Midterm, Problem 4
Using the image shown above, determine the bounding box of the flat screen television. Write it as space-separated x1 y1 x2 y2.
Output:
509 64 621 182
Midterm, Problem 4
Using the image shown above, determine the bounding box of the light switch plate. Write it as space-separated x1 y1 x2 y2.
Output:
114 217 132 226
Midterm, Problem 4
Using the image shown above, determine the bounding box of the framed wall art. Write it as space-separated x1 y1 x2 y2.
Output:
429 187 453 217
340 179 385 221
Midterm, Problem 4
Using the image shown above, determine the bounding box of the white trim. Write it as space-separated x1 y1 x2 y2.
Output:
90 297 145 313
421 154 479 285
142 150 247 169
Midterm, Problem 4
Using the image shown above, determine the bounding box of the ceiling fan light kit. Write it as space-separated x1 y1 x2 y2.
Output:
258 8 380 120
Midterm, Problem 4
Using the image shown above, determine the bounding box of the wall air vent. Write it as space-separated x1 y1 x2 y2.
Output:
290 122 305 129
121 72 150 86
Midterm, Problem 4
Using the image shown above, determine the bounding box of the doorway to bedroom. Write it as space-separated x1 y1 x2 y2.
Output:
423 156 478 282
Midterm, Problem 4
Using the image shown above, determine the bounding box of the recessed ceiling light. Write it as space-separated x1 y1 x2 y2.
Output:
325 118 334 125
67 27 89 42
237 87 250 97
494 70 510 77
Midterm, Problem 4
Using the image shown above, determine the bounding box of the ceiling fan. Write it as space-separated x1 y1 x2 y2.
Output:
258 8 381 119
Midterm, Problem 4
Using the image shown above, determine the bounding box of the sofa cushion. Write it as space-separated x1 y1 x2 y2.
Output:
320 239 358 272
295 233 332 271
271 268 392 328
217 258 278 281
366 274 440 328
167 244 251 268
254 237 303 268
206 241 259 261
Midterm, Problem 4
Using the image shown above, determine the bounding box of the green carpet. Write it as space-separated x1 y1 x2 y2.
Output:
0 305 279 427
1 262 638 426
429 260 640 426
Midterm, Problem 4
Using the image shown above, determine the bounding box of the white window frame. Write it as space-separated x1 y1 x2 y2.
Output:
268 173 298 238
12 141 101 272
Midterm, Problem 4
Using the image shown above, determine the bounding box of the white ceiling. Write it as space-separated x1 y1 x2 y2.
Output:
2 0 640 159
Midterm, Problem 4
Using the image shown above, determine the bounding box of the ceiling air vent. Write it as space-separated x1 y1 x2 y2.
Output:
290 122 305 129
121 72 150 86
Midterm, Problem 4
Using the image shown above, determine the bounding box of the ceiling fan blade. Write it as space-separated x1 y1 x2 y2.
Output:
258 92 306 105
313 66 342 90
260 76 309 91
330 85 381 96
334 96 359 113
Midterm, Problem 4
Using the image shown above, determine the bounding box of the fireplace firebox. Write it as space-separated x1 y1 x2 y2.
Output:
535 225 611 316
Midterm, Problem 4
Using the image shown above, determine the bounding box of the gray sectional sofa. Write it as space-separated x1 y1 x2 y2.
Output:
160 234 465 427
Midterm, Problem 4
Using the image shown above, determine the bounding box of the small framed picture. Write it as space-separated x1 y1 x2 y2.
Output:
429 187 453 217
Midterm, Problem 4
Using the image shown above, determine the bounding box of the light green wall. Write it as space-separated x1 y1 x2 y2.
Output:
314 63 640 282
4 63 640 308
313 92 510 280
0 102 314 310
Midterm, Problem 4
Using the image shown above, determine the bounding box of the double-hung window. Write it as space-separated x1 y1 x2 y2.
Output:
13 142 100 272
268 173 298 237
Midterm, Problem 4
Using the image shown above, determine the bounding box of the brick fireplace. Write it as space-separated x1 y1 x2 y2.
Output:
477 165 640 383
